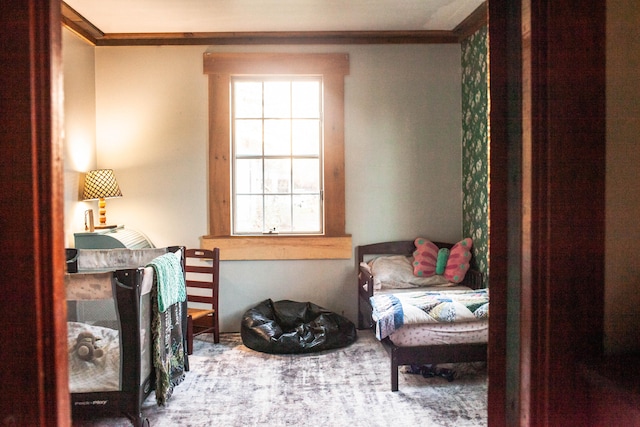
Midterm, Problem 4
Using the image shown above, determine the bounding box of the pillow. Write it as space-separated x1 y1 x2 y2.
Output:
413 237 473 283
369 255 450 290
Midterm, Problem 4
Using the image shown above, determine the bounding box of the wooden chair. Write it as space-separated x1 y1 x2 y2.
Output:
185 248 220 354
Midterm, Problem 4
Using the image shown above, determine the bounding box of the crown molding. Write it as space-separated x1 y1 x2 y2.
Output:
454 2 488 41
61 2 486 46
96 31 460 46
61 2 103 45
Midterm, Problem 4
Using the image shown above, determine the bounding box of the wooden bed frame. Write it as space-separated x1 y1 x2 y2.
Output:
356 240 487 391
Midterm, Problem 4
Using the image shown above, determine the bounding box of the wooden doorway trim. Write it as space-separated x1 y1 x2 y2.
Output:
520 1 606 425
487 0 515 425
488 0 606 425
0 1 69 425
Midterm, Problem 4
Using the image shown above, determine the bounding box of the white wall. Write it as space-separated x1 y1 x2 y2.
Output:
95 45 209 246
62 29 97 247
605 0 640 354
63 2 640 347
89 43 463 332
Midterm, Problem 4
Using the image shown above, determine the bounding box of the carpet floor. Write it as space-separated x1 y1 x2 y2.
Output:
74 330 487 427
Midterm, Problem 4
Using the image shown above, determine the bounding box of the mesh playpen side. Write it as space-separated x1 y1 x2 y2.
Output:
65 246 186 426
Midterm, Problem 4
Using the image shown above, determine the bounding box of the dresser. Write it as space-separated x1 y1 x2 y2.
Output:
74 226 154 249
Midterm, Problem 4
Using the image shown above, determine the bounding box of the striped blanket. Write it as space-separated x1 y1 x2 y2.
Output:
370 288 489 340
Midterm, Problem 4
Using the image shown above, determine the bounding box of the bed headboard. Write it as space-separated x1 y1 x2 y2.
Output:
356 240 483 290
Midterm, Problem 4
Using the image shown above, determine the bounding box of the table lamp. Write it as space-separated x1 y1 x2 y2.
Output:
82 169 122 229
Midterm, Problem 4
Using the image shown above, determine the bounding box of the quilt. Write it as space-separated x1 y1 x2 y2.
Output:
370 288 489 340
148 252 187 406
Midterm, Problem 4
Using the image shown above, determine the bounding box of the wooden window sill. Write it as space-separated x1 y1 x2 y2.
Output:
200 235 352 260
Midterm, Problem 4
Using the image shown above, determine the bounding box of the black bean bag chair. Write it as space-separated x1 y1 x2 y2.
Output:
241 299 357 354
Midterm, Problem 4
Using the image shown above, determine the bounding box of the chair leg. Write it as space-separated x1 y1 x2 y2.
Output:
213 311 220 343
187 315 194 355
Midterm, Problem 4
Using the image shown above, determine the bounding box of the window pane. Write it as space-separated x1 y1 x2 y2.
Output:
292 119 320 156
292 80 320 118
264 119 291 155
265 195 292 232
235 159 263 193
234 81 262 118
264 159 290 194
231 75 326 235
235 195 263 233
292 159 319 193
235 120 262 155
292 195 321 232
264 81 290 118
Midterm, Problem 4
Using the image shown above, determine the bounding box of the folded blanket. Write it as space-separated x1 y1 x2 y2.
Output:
148 251 187 405
147 251 186 313
370 288 489 340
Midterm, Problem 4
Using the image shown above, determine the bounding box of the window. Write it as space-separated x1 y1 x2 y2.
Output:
202 53 351 260
232 77 323 235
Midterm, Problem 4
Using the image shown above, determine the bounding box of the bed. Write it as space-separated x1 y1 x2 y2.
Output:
356 239 488 391
65 246 188 426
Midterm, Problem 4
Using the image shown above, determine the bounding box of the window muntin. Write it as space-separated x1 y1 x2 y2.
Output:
232 77 323 235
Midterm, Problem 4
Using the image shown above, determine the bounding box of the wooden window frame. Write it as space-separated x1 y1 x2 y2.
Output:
201 53 351 260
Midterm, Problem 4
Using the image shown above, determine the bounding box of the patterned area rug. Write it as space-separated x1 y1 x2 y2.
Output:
74 330 486 427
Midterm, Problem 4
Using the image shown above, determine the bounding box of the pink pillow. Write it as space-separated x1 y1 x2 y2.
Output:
413 237 473 283
412 238 439 277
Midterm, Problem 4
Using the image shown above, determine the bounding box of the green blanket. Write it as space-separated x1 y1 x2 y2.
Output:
147 251 186 312
147 251 187 405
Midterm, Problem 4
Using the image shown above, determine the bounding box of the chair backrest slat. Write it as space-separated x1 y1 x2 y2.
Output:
184 247 221 350
185 248 219 309
189 295 215 305
186 280 214 289
185 265 213 274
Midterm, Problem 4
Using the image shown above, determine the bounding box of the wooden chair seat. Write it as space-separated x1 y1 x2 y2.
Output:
185 248 220 354
187 307 216 321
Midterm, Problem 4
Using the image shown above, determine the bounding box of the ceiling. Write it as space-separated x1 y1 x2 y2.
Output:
64 0 486 34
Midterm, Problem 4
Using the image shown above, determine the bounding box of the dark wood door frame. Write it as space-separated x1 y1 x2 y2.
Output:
488 1 606 426
0 0 70 425
0 1 606 425
487 1 516 424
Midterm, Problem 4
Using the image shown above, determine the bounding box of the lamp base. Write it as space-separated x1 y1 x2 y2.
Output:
94 224 118 230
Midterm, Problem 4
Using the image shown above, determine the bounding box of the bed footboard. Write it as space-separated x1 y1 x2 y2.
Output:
382 338 487 391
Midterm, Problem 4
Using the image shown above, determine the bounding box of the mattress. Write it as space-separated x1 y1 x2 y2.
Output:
66 266 156 393
373 286 488 347
386 319 488 347
68 321 121 393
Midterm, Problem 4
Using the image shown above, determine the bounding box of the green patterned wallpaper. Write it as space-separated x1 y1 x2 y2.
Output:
461 26 489 286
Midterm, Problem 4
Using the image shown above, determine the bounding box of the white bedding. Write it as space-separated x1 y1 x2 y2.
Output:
370 288 489 340
373 288 489 346
67 321 121 393
374 285 472 295
387 319 488 347
361 256 453 290
367 258 488 347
